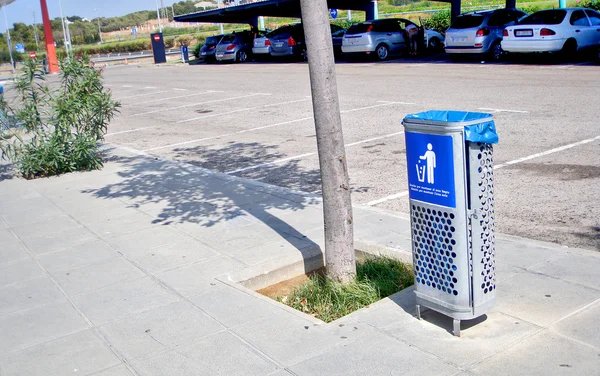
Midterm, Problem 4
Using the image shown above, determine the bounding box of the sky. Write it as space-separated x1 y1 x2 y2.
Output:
1 0 182 29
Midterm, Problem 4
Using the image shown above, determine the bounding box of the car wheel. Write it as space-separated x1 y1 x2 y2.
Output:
489 41 504 62
560 39 577 61
428 37 441 53
237 50 248 63
375 44 389 61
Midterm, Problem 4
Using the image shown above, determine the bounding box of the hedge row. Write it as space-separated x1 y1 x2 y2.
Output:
73 34 207 55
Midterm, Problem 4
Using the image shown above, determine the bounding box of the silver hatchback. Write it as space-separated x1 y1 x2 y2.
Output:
216 32 253 63
445 8 527 61
342 19 407 61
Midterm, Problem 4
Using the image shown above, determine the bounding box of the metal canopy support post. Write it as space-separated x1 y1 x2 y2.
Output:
451 0 461 22
365 0 378 21
39 0 59 73
559 0 566 8
505 0 516 8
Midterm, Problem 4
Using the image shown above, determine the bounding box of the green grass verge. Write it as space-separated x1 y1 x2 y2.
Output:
278 257 414 323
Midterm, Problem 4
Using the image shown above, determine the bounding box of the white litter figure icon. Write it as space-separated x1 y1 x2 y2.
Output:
418 143 436 184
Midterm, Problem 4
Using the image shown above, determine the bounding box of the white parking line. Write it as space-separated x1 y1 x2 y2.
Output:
176 98 309 124
173 88 187 91
113 90 170 101
226 130 406 175
365 135 600 206
149 101 410 152
124 93 269 117
144 86 157 89
494 135 600 170
122 85 133 88
366 192 409 206
110 98 310 139
478 107 529 114
139 90 222 104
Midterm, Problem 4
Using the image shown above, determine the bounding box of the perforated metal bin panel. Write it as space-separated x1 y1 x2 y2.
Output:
468 142 497 315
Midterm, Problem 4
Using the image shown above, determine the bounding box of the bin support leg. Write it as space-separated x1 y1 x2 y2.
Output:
453 319 461 337
416 305 421 320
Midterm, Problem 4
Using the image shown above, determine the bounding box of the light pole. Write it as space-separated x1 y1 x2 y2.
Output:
58 0 69 56
154 0 162 32
94 8 103 43
1 5 15 73
33 12 40 50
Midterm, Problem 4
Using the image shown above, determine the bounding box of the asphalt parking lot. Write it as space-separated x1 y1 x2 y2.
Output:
101 57 600 250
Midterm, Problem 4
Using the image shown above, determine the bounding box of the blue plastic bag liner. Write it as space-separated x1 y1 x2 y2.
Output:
464 120 498 144
403 110 498 144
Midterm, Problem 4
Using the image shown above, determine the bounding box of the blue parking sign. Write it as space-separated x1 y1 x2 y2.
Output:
329 9 338 19
405 132 456 208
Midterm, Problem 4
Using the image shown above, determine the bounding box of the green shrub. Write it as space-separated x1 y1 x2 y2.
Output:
0 56 120 179
580 0 600 11
422 10 451 33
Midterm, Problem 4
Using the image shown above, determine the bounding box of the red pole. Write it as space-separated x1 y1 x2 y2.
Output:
39 0 59 73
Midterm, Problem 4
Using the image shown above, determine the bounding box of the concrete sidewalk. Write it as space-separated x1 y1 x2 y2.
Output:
0 146 599 376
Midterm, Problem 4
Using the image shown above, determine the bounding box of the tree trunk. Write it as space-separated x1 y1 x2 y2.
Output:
299 0 356 283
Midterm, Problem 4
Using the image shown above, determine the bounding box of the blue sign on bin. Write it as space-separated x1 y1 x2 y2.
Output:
405 132 456 208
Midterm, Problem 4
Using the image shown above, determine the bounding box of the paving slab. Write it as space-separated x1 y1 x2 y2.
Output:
35 239 120 273
130 331 278 376
51 257 146 296
469 331 600 376
0 276 66 316
18 225 99 255
188 284 280 328
0 233 29 265
118 237 219 274
288 333 460 376
550 299 600 349
529 252 600 291
98 301 223 361
0 300 89 354
71 277 180 326
0 329 121 376
494 270 599 327
232 311 377 367
0 258 45 287
90 364 135 376
155 256 246 298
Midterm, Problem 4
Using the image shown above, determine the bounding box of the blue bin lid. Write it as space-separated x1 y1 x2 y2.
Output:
403 110 493 125
403 110 498 144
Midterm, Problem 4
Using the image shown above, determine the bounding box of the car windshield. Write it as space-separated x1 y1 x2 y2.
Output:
206 37 219 45
221 35 236 44
519 10 567 25
450 15 485 29
346 23 373 35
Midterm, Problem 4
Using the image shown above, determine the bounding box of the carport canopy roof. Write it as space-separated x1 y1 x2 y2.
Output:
175 0 394 24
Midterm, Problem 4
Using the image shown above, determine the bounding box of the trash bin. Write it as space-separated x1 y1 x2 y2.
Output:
181 45 189 63
402 110 499 337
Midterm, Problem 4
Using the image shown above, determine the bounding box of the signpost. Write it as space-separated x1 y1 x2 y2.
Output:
29 51 37 59
15 43 25 53
329 8 338 19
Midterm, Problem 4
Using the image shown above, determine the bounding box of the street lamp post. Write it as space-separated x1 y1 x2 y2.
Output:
58 0 69 56
154 0 162 32
95 8 103 43
1 5 15 73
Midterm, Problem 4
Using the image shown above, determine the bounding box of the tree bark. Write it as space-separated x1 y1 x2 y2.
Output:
299 0 356 283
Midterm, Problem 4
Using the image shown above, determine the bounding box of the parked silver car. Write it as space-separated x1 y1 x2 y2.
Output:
445 8 527 61
199 34 224 62
342 18 444 60
252 31 273 58
216 32 253 63
342 19 407 60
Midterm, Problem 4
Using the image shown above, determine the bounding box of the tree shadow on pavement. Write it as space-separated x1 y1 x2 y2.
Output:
170 142 323 194
84 143 326 270
0 164 14 182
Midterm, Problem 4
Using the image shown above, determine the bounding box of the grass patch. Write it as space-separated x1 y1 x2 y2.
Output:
277 257 413 323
